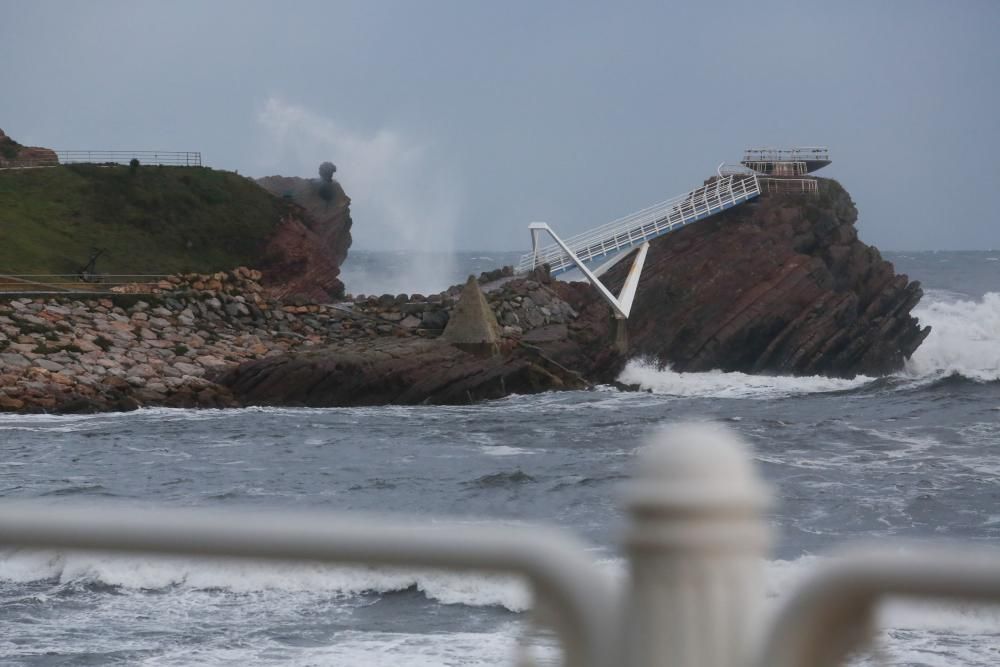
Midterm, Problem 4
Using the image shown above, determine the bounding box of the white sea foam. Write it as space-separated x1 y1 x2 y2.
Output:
137 628 556 667
616 290 1000 397
0 549 531 612
481 445 535 457
7 549 997 632
2 552 996 664
617 361 872 399
905 291 1000 382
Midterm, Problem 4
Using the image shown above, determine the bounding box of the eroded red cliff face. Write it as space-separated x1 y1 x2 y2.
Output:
602 177 929 377
0 128 58 166
256 175 354 302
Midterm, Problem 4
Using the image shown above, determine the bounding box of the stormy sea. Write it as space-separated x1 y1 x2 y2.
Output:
0 251 998 666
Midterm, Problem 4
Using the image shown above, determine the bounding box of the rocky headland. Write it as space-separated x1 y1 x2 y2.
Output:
256 169 353 302
0 128 351 303
602 177 929 376
0 170 930 413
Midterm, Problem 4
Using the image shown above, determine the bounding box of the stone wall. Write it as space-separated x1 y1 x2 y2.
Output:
350 272 577 339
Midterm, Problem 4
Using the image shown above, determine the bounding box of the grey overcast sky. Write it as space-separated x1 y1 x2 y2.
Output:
2 0 998 252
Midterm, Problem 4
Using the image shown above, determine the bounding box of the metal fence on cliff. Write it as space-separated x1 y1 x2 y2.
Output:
0 151 202 169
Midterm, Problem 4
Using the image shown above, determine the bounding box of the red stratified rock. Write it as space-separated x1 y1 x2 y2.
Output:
601 177 929 377
0 127 58 166
256 175 354 302
218 338 591 407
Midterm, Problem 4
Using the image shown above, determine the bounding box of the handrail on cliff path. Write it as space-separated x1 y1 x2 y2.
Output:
0 151 202 169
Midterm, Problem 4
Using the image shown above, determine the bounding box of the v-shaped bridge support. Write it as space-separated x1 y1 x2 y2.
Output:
529 222 648 319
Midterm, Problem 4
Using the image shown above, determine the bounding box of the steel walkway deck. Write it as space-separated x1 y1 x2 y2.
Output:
517 174 760 276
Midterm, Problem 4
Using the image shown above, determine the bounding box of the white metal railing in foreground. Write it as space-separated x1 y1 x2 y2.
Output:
516 175 760 276
0 423 997 667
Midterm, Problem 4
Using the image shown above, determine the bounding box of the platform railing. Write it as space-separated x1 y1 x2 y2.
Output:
758 177 818 194
742 160 809 176
0 274 168 294
0 158 60 170
0 423 997 667
743 146 829 162
518 174 760 275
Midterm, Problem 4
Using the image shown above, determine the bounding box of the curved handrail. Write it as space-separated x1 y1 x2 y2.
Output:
0 502 619 667
757 544 1000 667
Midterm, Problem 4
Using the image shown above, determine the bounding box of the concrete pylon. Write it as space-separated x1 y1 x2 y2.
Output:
442 275 502 356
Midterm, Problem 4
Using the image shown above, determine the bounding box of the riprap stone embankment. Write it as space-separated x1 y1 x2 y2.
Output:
0 268 615 412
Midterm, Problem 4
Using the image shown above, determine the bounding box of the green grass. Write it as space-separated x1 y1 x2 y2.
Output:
0 164 290 275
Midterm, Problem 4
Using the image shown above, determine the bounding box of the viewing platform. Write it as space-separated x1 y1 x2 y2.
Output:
739 146 831 195
741 146 830 175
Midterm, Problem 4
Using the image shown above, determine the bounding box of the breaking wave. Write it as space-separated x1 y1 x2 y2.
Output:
0 550 531 612
6 549 997 624
2 551 997 664
905 291 1000 382
617 362 873 399
617 290 1000 397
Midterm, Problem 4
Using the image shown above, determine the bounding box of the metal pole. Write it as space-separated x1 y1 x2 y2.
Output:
620 423 771 667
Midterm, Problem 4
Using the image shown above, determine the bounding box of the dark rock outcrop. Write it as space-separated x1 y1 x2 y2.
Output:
219 338 591 406
218 271 627 408
256 175 354 302
602 177 929 377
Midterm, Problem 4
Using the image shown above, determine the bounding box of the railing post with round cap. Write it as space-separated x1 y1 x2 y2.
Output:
620 423 772 667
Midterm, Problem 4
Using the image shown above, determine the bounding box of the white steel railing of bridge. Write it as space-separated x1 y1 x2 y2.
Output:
717 162 756 177
0 423 997 667
517 174 760 276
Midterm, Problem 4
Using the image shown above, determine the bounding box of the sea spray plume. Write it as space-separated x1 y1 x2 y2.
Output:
256 97 463 294
906 291 1000 381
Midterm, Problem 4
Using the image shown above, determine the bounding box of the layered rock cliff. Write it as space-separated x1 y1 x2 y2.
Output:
256 175 353 302
602 177 929 377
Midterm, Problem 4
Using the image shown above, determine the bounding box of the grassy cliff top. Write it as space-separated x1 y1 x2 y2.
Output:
0 164 289 275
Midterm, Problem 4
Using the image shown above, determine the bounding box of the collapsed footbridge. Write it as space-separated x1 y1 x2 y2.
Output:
516 172 761 319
